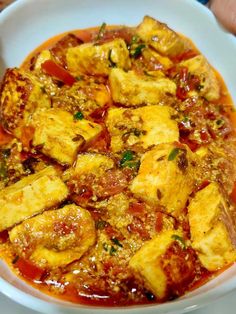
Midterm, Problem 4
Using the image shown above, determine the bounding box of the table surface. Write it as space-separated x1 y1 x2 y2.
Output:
0 290 236 314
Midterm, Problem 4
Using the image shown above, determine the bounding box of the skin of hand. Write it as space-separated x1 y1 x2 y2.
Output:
209 0 236 34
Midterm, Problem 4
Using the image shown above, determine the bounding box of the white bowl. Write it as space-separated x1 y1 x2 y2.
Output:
1 0 236 313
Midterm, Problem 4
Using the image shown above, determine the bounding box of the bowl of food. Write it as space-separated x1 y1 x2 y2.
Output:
1 0 236 313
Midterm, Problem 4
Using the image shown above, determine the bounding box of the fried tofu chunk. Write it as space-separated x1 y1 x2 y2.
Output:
0 166 68 232
0 68 51 138
31 109 102 165
9 204 96 268
180 55 220 101
129 230 196 299
136 16 185 57
109 68 176 106
66 38 131 76
188 183 236 271
106 105 179 152
130 143 195 213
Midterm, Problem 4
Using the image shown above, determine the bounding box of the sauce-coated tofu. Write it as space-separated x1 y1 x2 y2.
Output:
66 38 131 76
0 68 51 138
0 166 68 232
180 55 220 101
130 143 195 214
129 230 182 299
109 68 176 106
31 109 102 165
106 105 179 152
188 183 236 271
9 204 96 268
136 16 185 57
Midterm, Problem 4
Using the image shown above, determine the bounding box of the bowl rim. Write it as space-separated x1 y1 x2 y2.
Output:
1 0 236 313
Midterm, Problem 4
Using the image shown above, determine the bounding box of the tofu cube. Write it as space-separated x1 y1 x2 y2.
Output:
130 143 195 214
136 16 185 56
106 105 179 152
109 68 176 107
188 183 236 271
180 55 220 101
31 108 102 165
0 166 68 232
129 230 182 299
66 38 131 76
9 204 96 268
0 68 51 138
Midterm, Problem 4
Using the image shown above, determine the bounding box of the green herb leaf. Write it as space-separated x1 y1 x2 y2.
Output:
109 246 117 256
111 237 123 247
171 234 186 249
96 22 106 40
130 35 139 45
120 150 134 166
130 44 146 58
74 111 84 120
168 148 179 161
76 75 84 81
95 220 107 230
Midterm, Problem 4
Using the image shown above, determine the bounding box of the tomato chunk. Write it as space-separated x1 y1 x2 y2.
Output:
41 60 76 86
16 257 45 281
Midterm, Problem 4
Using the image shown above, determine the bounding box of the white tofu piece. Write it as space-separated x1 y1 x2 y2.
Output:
0 166 68 232
180 55 220 101
9 204 96 268
66 38 131 76
109 68 176 106
31 108 102 165
129 230 183 299
106 105 179 152
130 143 195 214
136 16 185 56
188 183 236 271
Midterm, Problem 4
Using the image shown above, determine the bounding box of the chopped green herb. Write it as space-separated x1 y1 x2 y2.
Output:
74 111 84 120
103 243 109 252
168 148 180 161
183 116 189 123
96 22 106 40
120 150 134 166
109 246 117 256
12 255 19 264
130 35 139 45
95 220 107 230
76 75 84 81
171 234 186 249
197 84 204 91
108 49 116 68
216 119 224 127
111 237 123 247
130 44 146 58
